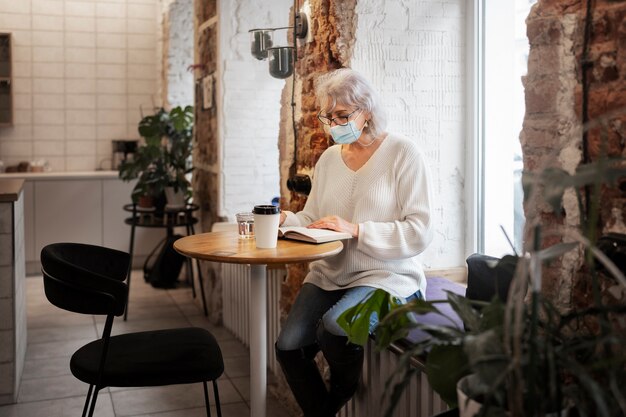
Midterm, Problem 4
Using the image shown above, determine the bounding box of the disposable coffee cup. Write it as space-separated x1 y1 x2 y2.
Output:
252 205 281 248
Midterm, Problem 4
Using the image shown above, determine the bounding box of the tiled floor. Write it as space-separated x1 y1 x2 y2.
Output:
0 272 296 417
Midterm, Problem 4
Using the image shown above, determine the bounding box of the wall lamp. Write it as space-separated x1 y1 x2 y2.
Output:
248 11 308 79
250 2 313 196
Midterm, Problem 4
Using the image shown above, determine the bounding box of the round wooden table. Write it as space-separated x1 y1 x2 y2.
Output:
174 231 344 417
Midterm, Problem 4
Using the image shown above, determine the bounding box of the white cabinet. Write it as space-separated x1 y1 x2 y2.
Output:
35 180 103 253
23 182 34 264
11 173 167 274
103 179 134 252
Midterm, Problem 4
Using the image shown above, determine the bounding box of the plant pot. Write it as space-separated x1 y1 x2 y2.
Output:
164 187 186 209
137 195 155 208
456 375 484 417
456 375 569 417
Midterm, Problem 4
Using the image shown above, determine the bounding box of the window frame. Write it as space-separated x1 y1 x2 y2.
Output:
465 0 485 256
467 0 531 257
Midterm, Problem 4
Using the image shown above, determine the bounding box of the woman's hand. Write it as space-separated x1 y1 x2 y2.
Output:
279 211 287 225
307 215 359 238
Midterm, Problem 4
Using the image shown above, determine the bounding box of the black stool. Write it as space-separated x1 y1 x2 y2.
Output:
123 203 208 320
41 242 224 417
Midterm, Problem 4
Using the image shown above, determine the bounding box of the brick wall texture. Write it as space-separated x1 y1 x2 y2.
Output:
193 0 220 322
278 0 356 312
188 0 626 329
523 0 626 311
278 0 466 311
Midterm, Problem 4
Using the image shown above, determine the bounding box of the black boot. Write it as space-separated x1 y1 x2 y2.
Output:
275 343 330 417
316 322 365 415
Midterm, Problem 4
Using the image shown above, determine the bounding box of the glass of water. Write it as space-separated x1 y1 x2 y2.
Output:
236 212 255 239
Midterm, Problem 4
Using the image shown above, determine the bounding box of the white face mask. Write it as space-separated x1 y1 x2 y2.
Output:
329 111 363 144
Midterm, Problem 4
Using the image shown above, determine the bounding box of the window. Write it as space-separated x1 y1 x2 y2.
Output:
470 0 537 257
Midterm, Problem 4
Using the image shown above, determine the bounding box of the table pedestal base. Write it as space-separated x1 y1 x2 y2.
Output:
173 231 343 417
250 264 267 417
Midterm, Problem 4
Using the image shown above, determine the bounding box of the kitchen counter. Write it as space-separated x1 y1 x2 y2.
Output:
5 174 167 274
0 178 24 202
0 179 26 404
0 170 118 181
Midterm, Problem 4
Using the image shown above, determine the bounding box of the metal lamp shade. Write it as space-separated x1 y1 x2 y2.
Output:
267 46 294 79
249 29 274 60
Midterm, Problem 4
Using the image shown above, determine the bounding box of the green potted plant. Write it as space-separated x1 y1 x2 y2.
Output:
119 106 194 209
338 155 626 417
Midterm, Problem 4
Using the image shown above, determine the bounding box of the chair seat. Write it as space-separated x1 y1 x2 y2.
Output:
70 327 224 388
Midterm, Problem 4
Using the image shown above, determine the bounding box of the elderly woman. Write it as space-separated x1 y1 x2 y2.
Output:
275 68 433 417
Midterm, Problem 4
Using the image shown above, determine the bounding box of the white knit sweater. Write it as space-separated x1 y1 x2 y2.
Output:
283 133 433 298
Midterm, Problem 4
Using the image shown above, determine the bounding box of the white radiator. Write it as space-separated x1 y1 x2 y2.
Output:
219 262 448 417
221 263 285 375
341 342 449 417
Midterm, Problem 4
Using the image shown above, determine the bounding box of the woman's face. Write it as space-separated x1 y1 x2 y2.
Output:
320 102 369 132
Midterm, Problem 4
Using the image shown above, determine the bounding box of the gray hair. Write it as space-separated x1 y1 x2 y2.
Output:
315 68 387 138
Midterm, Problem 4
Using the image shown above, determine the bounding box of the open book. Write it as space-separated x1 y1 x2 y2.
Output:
278 226 353 244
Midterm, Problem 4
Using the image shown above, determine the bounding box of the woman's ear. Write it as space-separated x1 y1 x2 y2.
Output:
363 111 372 129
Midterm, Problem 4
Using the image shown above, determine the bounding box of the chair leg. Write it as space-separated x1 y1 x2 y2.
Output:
188 257 197 298
87 387 100 417
185 224 197 298
203 381 212 417
81 385 93 417
196 259 209 316
213 380 222 417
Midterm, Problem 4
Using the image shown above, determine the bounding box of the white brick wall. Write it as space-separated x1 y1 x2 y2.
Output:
0 0 467 267
218 0 291 219
0 0 160 172
164 0 192 108
215 0 468 268
352 0 466 268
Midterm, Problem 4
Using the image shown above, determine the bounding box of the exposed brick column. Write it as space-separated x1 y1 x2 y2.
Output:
278 0 357 314
193 0 221 323
523 0 626 312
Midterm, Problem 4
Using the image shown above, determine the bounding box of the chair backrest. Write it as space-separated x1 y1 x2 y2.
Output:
41 243 130 316
465 253 516 303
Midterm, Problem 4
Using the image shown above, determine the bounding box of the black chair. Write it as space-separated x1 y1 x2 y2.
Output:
465 253 516 303
41 243 224 417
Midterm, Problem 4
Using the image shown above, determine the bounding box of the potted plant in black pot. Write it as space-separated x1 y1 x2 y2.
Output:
119 105 194 209
338 154 626 417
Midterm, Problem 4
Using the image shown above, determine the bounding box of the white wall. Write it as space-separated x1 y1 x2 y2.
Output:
216 0 468 266
218 0 291 219
352 0 466 268
160 0 193 108
0 0 468 267
0 0 159 172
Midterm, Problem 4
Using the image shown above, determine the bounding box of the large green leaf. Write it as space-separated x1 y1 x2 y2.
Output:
464 330 508 387
446 292 481 331
169 105 194 132
337 289 392 346
426 344 469 406
477 297 505 332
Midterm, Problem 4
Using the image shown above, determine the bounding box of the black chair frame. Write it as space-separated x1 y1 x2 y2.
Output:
41 243 222 417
